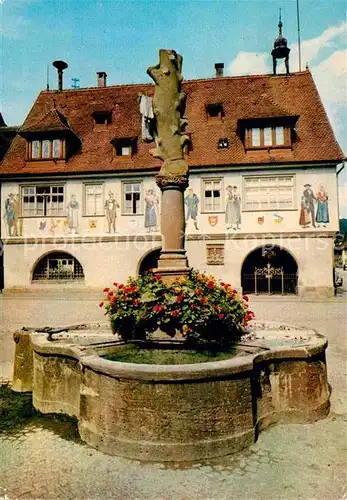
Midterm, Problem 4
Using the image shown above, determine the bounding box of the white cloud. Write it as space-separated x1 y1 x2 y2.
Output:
227 52 269 76
312 50 347 151
290 21 347 70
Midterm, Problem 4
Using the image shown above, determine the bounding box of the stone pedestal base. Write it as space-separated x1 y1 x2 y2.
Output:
155 250 190 282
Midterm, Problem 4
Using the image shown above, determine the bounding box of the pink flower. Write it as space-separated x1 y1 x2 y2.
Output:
154 273 162 280
218 313 225 320
103 287 110 293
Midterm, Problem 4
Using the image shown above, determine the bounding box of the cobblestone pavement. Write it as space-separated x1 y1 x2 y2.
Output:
0 289 346 499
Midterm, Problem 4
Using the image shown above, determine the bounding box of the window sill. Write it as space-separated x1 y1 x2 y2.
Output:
26 157 66 162
245 146 291 151
242 208 297 212
82 214 105 218
121 213 144 217
200 211 225 214
20 215 66 219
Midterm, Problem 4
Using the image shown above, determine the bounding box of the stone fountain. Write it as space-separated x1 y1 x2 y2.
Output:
11 50 330 462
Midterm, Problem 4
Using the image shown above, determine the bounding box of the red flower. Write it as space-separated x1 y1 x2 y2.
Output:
195 289 203 295
218 313 225 320
113 282 118 287
108 291 114 297
154 273 161 280
153 304 164 313
134 299 139 306
118 284 124 289
243 295 249 302
176 294 184 303
103 287 110 293
99 301 104 308
170 310 179 317
207 281 215 289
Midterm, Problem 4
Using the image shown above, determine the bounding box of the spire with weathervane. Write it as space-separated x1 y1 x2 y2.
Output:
271 9 291 75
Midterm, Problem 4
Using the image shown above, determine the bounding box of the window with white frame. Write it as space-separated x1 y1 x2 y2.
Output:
123 182 142 214
84 184 104 216
28 139 65 159
244 176 294 211
247 126 288 148
202 178 222 212
21 185 65 216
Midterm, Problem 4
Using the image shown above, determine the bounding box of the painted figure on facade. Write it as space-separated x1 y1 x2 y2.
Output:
144 188 159 232
299 195 311 228
185 188 199 230
4 193 21 237
315 185 329 226
300 184 316 228
66 194 79 234
105 191 120 233
225 185 241 230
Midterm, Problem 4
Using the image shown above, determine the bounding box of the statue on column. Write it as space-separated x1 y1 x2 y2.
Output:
147 50 191 281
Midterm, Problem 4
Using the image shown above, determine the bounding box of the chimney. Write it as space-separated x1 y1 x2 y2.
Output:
53 60 68 91
215 63 224 77
97 71 107 87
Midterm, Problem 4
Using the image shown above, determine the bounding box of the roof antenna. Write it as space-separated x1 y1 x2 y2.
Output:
46 64 50 90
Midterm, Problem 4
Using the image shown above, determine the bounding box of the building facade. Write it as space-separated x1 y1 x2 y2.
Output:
0 67 343 297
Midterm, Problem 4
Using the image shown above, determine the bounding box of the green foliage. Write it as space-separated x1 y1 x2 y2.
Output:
100 270 254 348
103 344 238 364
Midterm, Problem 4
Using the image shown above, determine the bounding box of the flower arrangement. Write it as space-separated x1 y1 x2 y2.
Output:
99 270 254 348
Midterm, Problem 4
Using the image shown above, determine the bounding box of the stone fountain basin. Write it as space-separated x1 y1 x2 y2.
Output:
22 321 329 462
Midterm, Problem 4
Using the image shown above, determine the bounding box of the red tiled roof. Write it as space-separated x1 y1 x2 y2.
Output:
19 107 72 133
1 71 343 176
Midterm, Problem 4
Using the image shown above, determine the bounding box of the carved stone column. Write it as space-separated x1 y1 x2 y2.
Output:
147 49 190 282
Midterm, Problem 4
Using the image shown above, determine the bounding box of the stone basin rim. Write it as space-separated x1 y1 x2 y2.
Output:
29 321 328 382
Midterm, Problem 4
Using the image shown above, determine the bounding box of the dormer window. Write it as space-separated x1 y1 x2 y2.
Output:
92 111 112 126
112 137 136 157
28 138 65 160
246 126 288 149
206 103 223 120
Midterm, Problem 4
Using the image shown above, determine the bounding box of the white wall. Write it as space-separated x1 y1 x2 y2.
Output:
1 166 339 240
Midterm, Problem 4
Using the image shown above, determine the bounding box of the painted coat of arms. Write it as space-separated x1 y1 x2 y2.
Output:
208 216 218 227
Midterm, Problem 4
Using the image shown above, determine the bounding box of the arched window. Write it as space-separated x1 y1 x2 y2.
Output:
32 252 84 282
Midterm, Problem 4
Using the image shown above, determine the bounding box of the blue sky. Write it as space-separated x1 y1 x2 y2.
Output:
1 0 346 214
